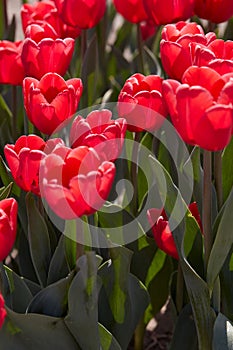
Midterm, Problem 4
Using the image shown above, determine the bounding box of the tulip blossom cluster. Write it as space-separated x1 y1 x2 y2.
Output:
4 109 126 219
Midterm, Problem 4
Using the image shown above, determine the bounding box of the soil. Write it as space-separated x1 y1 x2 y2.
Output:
128 301 174 350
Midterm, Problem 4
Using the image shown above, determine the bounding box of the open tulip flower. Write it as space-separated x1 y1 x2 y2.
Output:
143 0 194 25
70 110 127 161
40 143 116 220
147 202 202 260
23 73 83 135
54 0 106 29
113 0 148 24
118 73 167 132
21 36 74 79
163 66 233 151
0 41 25 85
194 0 233 24
0 294 6 329
21 0 81 39
4 135 46 195
0 198 18 262
160 21 216 81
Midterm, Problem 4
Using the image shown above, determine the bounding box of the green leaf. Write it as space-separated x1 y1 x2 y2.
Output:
27 272 74 317
207 187 233 293
222 138 233 202
26 193 51 287
65 252 102 350
47 234 70 285
0 156 20 197
98 246 149 349
213 313 233 350
149 155 215 350
170 304 198 350
0 308 81 350
0 182 13 200
0 265 33 314
98 323 121 350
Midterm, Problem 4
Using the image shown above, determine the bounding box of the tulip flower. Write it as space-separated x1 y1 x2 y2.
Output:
0 198 18 261
194 0 233 24
143 0 194 25
140 21 156 41
113 0 148 23
70 110 127 161
4 135 46 195
0 294 6 329
147 202 202 259
160 21 216 81
40 143 116 219
21 0 81 39
23 73 83 135
21 37 74 79
162 66 233 151
118 73 167 132
0 41 25 85
54 0 106 29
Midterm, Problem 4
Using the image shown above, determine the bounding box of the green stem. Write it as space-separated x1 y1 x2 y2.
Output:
81 29 87 63
176 262 184 313
131 132 141 216
12 86 17 141
3 0 8 30
134 318 145 350
203 150 212 273
136 23 145 74
214 151 223 210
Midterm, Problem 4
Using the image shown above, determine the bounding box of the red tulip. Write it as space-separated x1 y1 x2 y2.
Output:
21 37 74 79
40 143 115 219
160 21 216 81
140 21 156 41
194 0 233 24
23 73 83 135
0 294 6 329
143 0 194 25
4 135 46 195
70 110 127 161
0 198 18 261
147 202 202 259
0 41 25 85
113 0 148 23
118 73 167 132
54 0 106 29
162 66 233 151
21 0 81 39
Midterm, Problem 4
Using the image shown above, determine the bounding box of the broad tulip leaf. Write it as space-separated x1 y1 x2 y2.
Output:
26 193 51 287
149 155 215 350
222 138 233 202
0 307 81 350
65 252 102 349
47 234 70 285
27 272 74 317
213 313 233 350
207 187 233 293
98 246 149 349
98 323 121 350
170 304 198 350
0 265 33 313
0 182 13 200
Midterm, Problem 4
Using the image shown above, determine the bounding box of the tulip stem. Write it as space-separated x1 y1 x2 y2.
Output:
131 132 141 216
81 29 87 62
134 318 145 350
3 0 8 30
214 151 223 210
176 262 184 313
203 150 212 272
11 86 17 141
137 23 145 74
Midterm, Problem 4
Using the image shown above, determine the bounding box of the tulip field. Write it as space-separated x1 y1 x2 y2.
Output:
1 0 233 349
